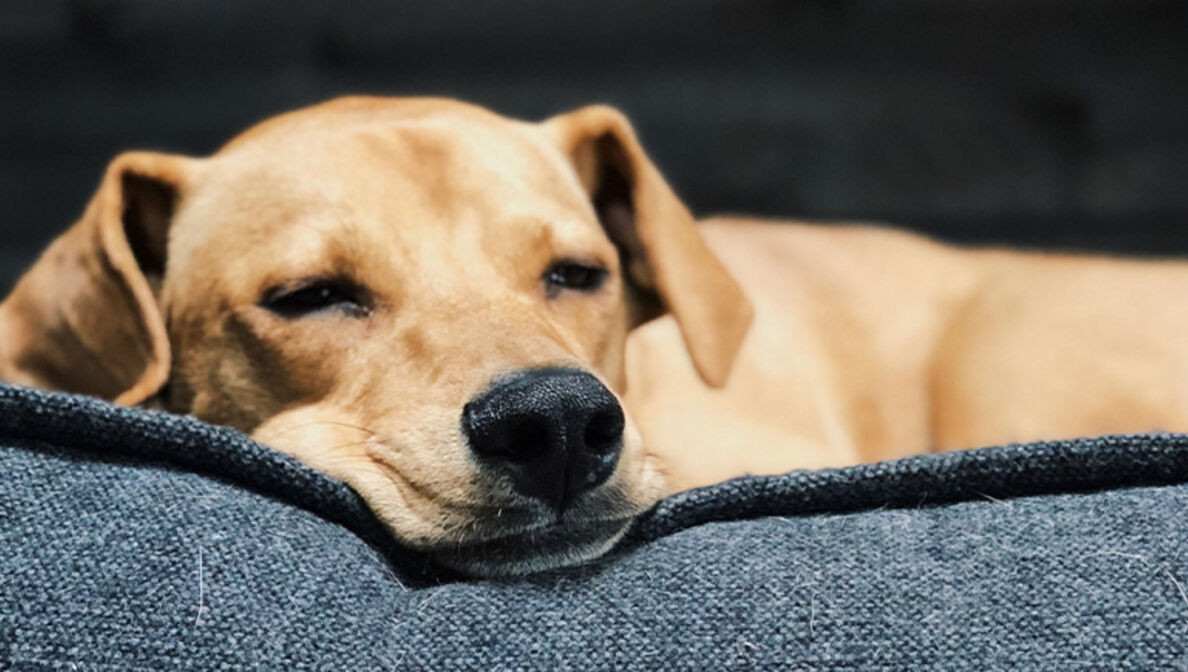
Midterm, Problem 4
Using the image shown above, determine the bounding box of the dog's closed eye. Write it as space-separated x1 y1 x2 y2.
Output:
259 279 372 318
543 261 608 298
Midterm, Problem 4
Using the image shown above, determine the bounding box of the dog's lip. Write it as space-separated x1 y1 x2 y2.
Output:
365 444 644 573
368 452 518 516
442 510 637 547
376 455 640 544
368 450 643 523
426 515 633 576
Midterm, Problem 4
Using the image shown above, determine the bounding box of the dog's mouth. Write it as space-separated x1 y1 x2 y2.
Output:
425 514 634 577
411 486 644 577
366 447 652 576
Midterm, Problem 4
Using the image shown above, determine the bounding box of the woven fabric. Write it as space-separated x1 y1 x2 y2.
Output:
1 382 1186 669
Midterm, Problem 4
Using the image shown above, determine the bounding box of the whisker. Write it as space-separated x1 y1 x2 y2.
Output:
270 420 377 439
313 438 378 454
314 420 377 435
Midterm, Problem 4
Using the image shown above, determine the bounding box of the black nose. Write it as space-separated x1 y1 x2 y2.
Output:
462 367 624 512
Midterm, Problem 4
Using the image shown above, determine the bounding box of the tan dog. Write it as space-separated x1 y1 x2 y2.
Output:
3 96 1188 575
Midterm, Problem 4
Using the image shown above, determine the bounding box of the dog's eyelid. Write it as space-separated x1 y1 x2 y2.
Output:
258 277 372 318
542 259 610 297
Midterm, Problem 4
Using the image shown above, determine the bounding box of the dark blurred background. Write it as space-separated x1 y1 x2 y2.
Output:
2 0 1187 293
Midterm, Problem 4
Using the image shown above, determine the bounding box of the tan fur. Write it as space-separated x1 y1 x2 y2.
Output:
3 96 1188 574
630 220 1188 491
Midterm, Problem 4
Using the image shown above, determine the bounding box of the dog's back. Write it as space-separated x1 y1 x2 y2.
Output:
629 218 1188 491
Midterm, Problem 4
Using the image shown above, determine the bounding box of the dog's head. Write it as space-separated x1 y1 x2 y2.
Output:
0 98 752 576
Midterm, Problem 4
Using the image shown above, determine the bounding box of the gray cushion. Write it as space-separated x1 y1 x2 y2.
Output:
1 382 1186 669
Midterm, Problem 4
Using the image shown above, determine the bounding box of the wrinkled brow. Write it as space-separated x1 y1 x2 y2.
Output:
247 211 381 291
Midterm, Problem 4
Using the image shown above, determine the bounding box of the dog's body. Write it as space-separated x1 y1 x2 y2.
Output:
3 96 1187 575
635 219 1188 492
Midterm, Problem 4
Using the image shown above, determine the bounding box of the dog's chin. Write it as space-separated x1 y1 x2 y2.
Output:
427 516 634 578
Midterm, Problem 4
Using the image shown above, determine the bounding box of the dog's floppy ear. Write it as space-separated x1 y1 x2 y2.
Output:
543 105 753 387
0 151 199 405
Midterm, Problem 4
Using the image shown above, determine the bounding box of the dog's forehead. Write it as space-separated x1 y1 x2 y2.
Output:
199 98 592 229
169 98 603 295
219 97 526 151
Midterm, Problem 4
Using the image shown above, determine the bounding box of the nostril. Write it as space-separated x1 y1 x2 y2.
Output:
583 409 625 455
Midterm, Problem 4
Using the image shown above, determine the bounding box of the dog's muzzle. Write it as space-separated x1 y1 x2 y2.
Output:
462 367 624 512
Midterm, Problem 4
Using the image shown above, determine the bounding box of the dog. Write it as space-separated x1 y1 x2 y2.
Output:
3 96 1188 576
